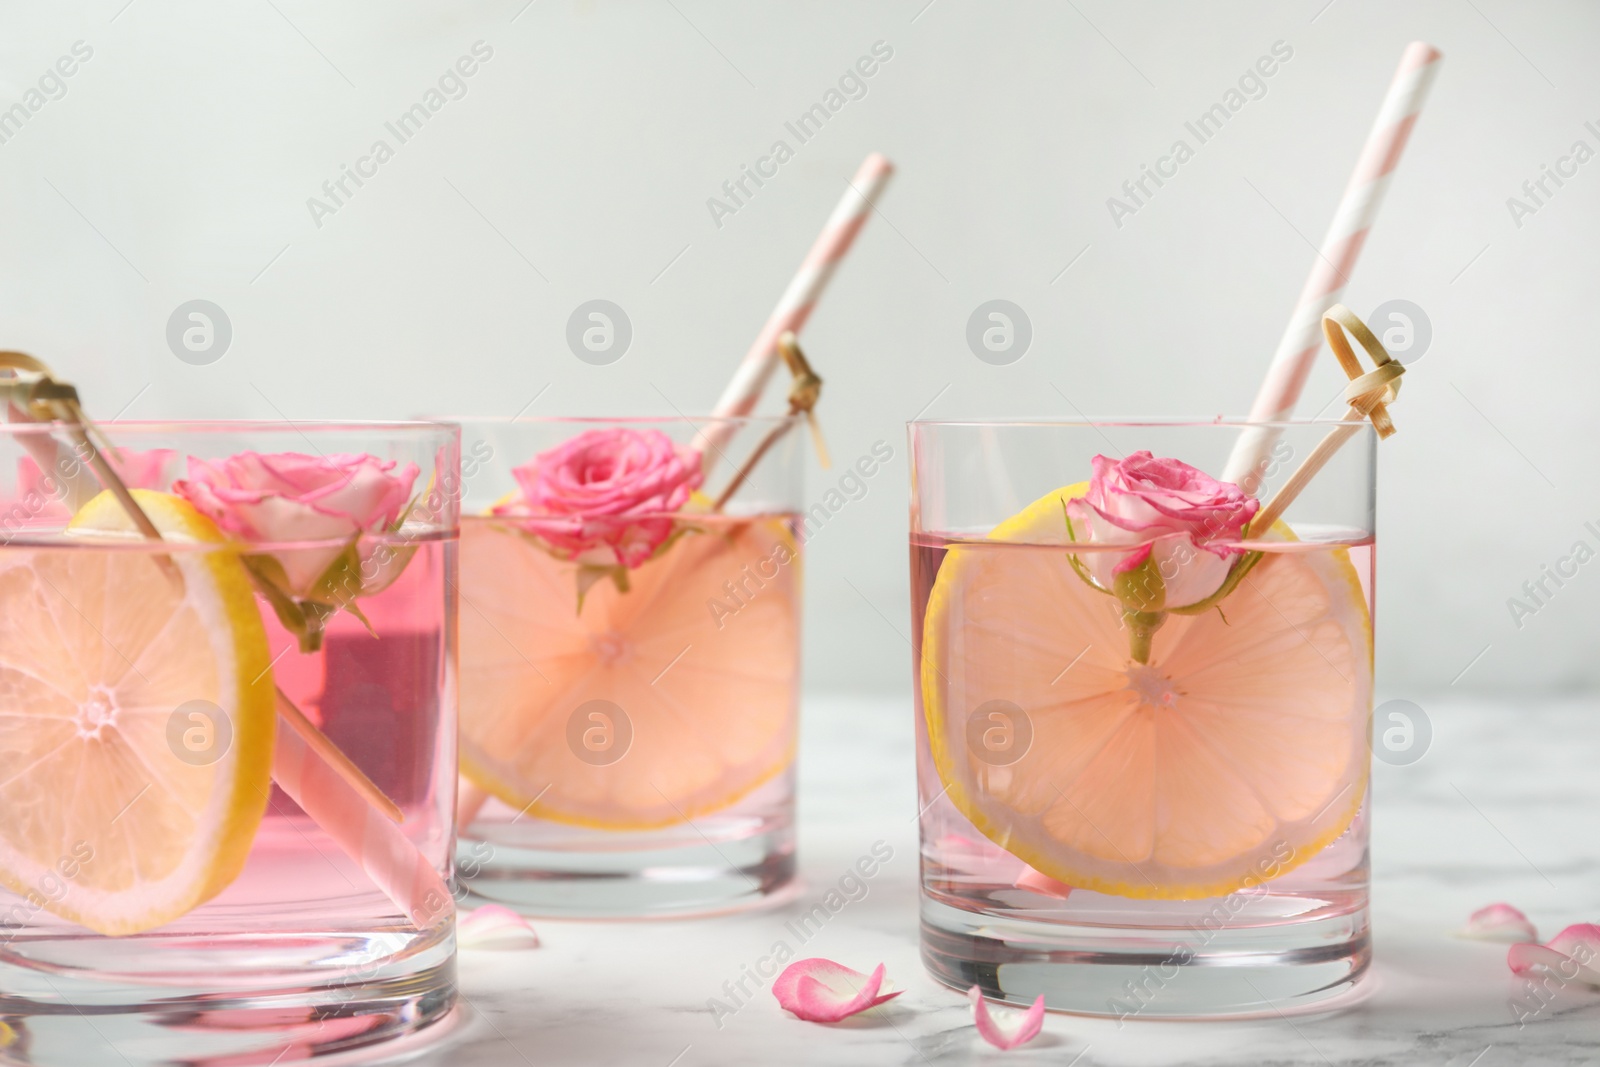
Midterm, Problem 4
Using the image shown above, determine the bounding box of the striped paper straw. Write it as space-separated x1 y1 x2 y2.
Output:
273 717 453 930
698 152 893 459
1223 42 1441 488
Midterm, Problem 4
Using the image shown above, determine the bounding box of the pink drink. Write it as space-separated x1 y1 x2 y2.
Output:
457 511 801 916
449 416 805 918
908 420 1379 1017
914 532 1376 1016
251 534 456 929
0 421 459 1064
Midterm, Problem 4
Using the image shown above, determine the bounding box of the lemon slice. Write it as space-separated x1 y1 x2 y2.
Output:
922 483 1371 900
459 516 799 830
0 489 275 934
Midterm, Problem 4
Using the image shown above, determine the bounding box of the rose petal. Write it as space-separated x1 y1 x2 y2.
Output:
1547 924 1600 959
967 986 1045 1050
498 428 701 569
773 959 901 1022
1507 924 1600 986
173 451 420 602
1459 903 1538 943
1146 532 1233 609
1014 866 1072 901
1067 452 1256 608
1109 540 1154 576
457 905 540 950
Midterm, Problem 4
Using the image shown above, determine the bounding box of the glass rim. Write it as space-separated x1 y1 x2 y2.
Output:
0 418 458 437
907 416 1375 430
428 413 802 429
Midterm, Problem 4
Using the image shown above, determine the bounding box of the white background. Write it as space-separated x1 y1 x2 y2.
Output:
2 0 1595 699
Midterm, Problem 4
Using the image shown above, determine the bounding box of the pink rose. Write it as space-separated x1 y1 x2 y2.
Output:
174 451 419 595
1066 451 1258 610
494 427 702 569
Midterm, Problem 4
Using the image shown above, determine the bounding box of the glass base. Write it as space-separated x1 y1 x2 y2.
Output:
921 896 1371 1019
0 925 455 1065
457 826 797 920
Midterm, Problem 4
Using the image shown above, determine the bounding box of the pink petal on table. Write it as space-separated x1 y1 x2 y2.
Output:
1014 865 1073 901
967 986 1045 1050
458 905 540 950
1459 902 1537 943
772 959 902 1022
1508 924 1600 986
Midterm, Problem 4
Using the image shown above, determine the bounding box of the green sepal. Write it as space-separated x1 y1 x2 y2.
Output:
239 539 389 654
1111 554 1166 615
302 539 364 609
575 564 629 615
343 598 377 639
240 552 319 650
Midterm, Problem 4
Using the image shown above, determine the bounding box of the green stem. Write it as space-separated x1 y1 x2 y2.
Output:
1123 610 1166 665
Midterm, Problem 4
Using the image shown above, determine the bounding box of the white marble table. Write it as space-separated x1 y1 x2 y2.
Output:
409 694 1600 1066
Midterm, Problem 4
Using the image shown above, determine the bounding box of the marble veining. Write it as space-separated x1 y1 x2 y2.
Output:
406 695 1600 1066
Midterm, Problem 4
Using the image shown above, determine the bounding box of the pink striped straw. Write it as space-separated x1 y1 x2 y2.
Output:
698 152 894 459
1224 42 1441 488
273 715 453 930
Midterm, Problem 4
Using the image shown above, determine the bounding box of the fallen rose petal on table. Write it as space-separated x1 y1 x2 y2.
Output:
1508 924 1600 987
967 986 1045 1050
772 959 901 1022
458 905 541 950
1458 902 1537 943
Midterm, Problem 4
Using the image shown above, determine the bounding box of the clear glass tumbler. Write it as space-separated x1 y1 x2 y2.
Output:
910 419 1376 1017
0 420 459 1065
449 416 803 918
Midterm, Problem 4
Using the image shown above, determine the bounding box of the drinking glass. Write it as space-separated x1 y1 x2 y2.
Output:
449 416 803 918
910 419 1375 1016
0 420 459 1065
